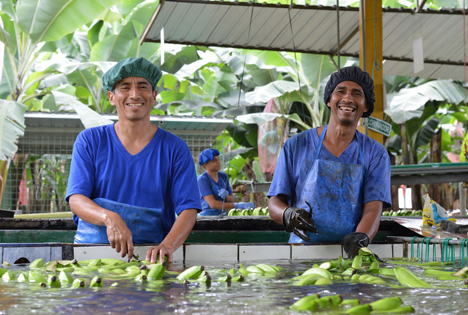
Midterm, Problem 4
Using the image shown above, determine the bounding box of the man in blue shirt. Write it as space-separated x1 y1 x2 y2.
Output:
66 57 201 263
268 67 391 258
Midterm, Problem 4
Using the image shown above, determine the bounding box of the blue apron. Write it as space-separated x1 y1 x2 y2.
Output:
74 198 164 244
290 125 365 243
199 175 228 216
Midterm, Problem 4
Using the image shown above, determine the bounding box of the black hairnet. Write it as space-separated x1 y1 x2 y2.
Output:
323 66 375 118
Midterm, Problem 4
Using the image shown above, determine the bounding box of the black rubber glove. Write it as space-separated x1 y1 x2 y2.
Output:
440 220 468 234
341 232 369 259
282 202 317 242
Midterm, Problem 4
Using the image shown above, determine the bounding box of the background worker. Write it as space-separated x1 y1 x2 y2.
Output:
268 66 391 258
197 148 255 216
66 57 201 263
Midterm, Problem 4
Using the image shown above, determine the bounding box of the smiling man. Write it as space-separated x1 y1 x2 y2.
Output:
267 66 391 258
66 57 201 263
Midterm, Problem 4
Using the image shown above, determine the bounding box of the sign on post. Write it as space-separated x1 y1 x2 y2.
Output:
361 117 392 137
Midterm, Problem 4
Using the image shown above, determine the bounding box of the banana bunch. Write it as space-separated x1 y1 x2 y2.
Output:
292 294 413 313
227 207 269 216
382 209 423 217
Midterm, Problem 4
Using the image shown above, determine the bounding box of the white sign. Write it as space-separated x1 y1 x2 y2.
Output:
413 37 424 74
361 117 392 137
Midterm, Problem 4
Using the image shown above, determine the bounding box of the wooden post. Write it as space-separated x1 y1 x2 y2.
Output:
359 0 384 144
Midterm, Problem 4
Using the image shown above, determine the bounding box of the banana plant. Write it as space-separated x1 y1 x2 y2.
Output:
385 79 466 164
0 0 125 204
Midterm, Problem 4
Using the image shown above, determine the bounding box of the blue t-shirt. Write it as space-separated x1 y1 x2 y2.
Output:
268 128 391 209
197 171 233 211
66 124 201 236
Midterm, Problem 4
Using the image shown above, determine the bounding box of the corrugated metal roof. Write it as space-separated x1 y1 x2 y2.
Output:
142 0 468 80
23 112 233 137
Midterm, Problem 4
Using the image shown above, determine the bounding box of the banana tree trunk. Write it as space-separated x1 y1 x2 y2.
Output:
0 159 11 207
428 129 443 207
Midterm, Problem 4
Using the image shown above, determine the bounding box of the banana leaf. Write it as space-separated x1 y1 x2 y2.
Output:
0 100 26 160
52 91 112 129
17 0 124 45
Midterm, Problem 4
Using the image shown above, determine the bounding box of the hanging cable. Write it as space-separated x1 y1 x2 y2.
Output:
464 0 466 105
220 2 256 217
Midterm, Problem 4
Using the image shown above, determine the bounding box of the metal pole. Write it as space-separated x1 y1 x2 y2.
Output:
387 236 465 245
460 182 467 216
336 0 340 69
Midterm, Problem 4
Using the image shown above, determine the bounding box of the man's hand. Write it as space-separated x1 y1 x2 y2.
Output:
341 232 369 258
146 244 173 264
283 202 317 242
104 211 134 259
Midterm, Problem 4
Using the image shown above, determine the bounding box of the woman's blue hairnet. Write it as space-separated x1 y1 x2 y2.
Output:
199 149 220 165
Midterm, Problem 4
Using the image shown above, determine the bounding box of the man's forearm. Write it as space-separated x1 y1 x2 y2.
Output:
69 194 110 226
160 209 198 250
355 201 383 241
268 195 288 225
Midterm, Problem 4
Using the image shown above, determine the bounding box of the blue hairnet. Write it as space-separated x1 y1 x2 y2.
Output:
199 149 220 166
323 66 375 118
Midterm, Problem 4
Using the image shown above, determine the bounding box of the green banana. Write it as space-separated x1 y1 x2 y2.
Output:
110 269 126 275
72 278 86 288
315 277 333 285
196 272 211 284
0 268 7 277
90 276 103 288
394 267 433 288
47 275 61 288
238 263 249 276
125 265 141 273
29 258 44 269
345 304 371 314
29 271 46 283
135 274 148 282
339 256 351 271
373 305 415 313
98 267 112 274
72 268 90 276
351 274 361 282
436 275 463 281
293 275 321 286
328 294 342 305
302 267 332 280
106 261 140 271
17 272 29 282
57 267 75 273
245 266 265 274
342 267 357 276
2 271 15 282
255 264 279 273
379 268 395 277
359 247 373 256
291 294 319 311
351 255 363 269
368 261 379 272
315 296 332 309
58 270 74 284
424 269 456 276
217 274 232 283
147 262 166 280
100 258 125 266
318 261 332 270
342 299 360 306
453 266 468 277
176 265 204 280
369 296 402 311
231 275 245 282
